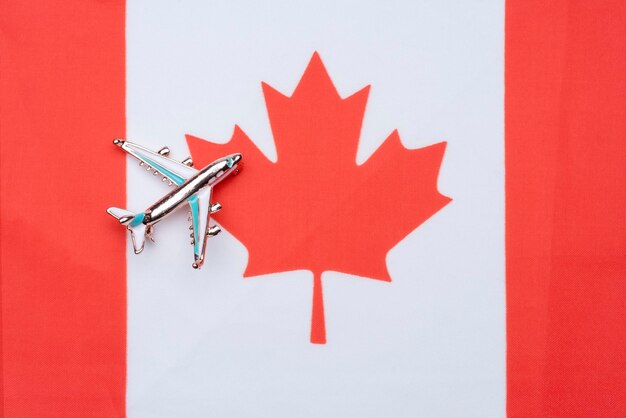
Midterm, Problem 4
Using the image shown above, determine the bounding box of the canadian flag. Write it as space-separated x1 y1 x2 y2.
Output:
1 1 624 417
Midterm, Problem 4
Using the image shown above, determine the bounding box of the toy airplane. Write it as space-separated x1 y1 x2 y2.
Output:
107 139 242 269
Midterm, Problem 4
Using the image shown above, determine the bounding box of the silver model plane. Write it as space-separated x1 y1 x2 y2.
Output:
107 139 242 269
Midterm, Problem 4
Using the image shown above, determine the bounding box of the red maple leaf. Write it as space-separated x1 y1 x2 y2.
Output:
187 53 451 344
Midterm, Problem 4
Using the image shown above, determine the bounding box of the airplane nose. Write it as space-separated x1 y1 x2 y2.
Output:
233 153 242 164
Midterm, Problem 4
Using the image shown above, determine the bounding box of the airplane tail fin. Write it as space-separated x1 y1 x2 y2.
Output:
106 207 147 254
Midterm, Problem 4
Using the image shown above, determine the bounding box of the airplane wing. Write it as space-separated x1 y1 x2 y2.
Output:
114 139 198 186
188 187 220 268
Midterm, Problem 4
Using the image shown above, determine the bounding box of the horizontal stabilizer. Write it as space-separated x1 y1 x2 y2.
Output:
107 207 147 254
107 207 135 224
129 222 147 254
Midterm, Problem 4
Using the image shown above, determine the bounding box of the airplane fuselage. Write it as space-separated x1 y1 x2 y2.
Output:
137 154 241 226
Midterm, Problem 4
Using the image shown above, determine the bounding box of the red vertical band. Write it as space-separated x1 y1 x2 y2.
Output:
0 1 126 416
506 1 625 416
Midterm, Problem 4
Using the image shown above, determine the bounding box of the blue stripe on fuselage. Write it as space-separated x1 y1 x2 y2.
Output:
130 212 145 227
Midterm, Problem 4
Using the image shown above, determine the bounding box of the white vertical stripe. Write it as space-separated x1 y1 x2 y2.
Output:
126 0 504 416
